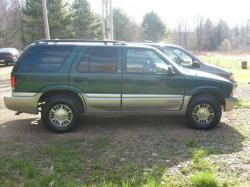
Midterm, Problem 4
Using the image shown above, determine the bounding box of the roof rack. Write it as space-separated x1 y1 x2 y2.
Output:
35 39 127 45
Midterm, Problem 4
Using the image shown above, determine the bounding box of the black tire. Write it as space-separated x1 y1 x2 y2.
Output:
4 61 9 66
186 95 222 130
41 95 80 133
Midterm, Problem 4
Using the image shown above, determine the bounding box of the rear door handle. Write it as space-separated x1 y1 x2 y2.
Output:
74 78 83 83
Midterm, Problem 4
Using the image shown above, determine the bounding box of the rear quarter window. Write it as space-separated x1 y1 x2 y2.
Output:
17 45 74 73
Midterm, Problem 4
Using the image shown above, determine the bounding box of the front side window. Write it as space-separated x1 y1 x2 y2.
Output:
17 45 73 73
126 48 169 74
78 47 118 73
164 48 193 66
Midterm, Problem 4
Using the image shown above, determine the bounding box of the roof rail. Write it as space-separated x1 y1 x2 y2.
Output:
35 39 127 45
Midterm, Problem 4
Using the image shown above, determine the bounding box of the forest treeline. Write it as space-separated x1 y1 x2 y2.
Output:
0 0 250 51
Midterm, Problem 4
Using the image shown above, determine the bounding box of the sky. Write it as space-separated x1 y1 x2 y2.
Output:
89 0 250 29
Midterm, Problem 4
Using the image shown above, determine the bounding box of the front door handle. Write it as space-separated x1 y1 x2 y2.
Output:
74 78 83 83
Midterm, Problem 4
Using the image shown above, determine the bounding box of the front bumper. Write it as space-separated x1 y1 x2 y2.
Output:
4 93 42 114
0 58 16 64
0 59 6 64
225 97 237 112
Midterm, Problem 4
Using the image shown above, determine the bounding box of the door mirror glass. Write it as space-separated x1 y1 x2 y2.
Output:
192 60 200 68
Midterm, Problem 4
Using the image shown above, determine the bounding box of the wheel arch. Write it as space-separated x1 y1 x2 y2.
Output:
187 87 226 107
38 87 86 114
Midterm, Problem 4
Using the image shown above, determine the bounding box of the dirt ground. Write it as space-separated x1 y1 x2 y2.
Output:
0 65 249 185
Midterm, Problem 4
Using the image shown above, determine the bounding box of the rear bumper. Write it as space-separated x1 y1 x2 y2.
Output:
0 58 16 64
225 97 237 112
4 93 42 114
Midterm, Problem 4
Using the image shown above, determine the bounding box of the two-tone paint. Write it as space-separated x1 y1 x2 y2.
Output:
4 43 236 115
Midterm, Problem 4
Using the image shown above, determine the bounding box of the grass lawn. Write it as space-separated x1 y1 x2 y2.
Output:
0 137 242 187
198 54 250 83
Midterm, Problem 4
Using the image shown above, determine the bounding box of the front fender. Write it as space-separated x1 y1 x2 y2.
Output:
187 86 223 97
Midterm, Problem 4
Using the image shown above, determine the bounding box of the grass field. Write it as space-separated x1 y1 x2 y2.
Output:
198 53 250 83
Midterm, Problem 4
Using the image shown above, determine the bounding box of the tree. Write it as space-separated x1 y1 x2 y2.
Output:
23 0 73 45
219 38 232 51
142 11 167 42
176 19 189 48
231 25 240 49
202 18 215 51
195 15 204 51
113 8 142 41
214 20 230 49
0 0 23 48
72 0 102 39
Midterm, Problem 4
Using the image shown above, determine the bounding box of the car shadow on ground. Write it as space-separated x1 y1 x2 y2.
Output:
0 115 244 156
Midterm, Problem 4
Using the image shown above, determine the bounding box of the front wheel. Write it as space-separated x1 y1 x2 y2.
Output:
186 95 222 130
41 95 80 133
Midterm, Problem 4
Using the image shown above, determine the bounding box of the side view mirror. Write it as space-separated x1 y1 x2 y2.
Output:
192 60 200 68
167 65 175 75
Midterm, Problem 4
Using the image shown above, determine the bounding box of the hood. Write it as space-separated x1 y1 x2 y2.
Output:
200 62 232 78
181 68 231 83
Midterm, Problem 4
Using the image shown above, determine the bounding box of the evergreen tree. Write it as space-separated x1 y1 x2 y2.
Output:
142 11 167 42
202 18 215 51
113 8 142 41
72 0 102 39
22 0 73 45
214 20 230 49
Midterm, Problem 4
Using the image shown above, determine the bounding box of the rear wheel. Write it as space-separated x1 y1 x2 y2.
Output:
186 95 222 130
41 95 80 133
4 61 9 66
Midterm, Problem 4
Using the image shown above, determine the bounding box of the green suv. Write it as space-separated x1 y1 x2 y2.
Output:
4 40 237 132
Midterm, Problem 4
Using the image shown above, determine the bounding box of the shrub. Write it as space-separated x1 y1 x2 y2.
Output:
188 171 218 187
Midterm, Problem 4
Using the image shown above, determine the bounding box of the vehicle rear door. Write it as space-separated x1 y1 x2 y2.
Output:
69 46 123 111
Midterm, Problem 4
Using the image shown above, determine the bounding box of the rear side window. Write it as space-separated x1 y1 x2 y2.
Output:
17 45 74 73
77 47 118 73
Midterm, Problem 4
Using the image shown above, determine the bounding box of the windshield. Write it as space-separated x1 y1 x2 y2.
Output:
163 47 193 67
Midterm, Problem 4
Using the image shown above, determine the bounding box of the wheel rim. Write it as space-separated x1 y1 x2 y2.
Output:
192 103 215 125
49 104 73 128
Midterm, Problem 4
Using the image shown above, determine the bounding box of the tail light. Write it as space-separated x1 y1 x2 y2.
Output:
11 75 16 91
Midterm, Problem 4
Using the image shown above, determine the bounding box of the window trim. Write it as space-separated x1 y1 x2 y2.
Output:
125 48 170 75
76 46 119 74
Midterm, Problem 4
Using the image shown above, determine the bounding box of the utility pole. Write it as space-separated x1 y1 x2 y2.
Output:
102 0 113 40
42 0 50 39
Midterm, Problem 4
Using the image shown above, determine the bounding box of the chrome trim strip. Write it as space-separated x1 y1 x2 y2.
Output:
12 92 37 97
83 94 121 98
123 94 184 111
123 94 183 98
82 94 121 111
84 95 192 115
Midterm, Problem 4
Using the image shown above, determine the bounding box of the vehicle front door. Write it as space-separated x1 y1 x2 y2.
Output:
122 48 185 111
